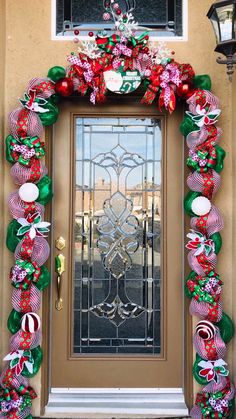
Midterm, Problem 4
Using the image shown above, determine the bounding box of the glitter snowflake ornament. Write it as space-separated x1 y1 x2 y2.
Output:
77 40 103 59
149 41 173 65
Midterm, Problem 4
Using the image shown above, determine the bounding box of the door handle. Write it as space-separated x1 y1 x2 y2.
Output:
55 254 65 311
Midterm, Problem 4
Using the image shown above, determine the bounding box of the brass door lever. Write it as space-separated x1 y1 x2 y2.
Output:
55 253 65 311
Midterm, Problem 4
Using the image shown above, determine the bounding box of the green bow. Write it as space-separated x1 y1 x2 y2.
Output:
9 135 45 166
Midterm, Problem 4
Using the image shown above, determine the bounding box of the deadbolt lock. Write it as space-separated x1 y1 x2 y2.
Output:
55 236 66 251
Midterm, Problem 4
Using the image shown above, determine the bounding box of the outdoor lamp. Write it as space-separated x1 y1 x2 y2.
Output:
207 0 236 80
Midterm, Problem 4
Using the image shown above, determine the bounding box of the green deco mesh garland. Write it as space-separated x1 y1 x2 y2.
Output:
0 1 235 417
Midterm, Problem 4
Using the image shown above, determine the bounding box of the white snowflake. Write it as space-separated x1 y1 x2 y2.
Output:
115 12 139 37
77 40 103 59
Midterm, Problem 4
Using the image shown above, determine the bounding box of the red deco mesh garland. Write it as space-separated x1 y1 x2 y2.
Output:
1 15 235 419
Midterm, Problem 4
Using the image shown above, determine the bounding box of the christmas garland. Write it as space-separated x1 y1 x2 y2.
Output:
1 1 235 418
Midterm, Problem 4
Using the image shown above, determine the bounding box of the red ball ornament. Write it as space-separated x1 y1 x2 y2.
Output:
144 47 149 53
176 83 195 100
116 8 122 15
74 29 79 35
55 77 74 97
88 31 94 37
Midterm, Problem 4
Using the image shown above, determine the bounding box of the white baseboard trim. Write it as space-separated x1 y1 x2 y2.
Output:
44 387 189 418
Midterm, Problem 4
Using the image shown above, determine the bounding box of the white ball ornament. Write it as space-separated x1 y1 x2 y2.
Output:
19 183 39 203
191 196 211 216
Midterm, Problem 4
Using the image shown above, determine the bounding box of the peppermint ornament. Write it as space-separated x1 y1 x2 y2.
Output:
21 312 41 333
191 196 212 216
103 12 111 20
196 320 216 340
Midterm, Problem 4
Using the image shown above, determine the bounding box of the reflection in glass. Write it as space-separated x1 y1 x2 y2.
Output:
73 118 162 355
217 5 234 42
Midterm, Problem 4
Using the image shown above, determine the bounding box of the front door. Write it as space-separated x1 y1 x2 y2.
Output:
50 97 184 392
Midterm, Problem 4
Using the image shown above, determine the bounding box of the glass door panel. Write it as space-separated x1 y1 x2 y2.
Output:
73 118 162 355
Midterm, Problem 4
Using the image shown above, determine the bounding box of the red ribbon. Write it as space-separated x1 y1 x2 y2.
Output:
19 289 32 313
29 158 41 182
197 254 214 275
19 331 33 350
16 109 30 138
19 234 34 261
196 214 208 235
141 65 163 105
202 169 215 199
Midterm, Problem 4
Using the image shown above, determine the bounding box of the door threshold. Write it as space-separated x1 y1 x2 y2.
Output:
44 388 189 418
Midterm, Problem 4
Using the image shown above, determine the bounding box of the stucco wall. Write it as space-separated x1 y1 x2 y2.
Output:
0 0 235 416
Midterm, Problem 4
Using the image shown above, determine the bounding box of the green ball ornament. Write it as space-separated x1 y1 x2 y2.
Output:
38 102 59 126
180 115 199 137
21 346 43 378
7 309 22 334
37 175 53 205
184 191 202 217
216 312 235 343
5 135 15 164
6 219 21 252
35 265 51 291
214 145 226 174
193 353 208 385
49 94 60 105
193 75 212 91
47 66 66 82
210 232 222 255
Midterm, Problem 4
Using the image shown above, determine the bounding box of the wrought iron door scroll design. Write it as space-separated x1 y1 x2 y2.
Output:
89 143 147 326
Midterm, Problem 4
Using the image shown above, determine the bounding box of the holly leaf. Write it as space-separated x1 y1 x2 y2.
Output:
17 225 30 236
205 244 213 256
10 357 20 368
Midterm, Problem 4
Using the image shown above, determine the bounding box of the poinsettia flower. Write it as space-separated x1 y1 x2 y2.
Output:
186 106 221 128
186 230 215 256
198 359 229 383
17 212 50 239
4 349 34 376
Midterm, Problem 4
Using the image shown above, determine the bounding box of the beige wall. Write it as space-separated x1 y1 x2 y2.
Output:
0 0 235 416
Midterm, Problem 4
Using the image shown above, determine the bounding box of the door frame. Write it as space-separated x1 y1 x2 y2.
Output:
41 94 193 417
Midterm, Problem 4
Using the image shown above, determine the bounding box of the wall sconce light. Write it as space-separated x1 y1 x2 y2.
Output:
207 0 236 81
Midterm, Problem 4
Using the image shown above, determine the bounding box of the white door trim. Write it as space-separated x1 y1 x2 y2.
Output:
44 387 189 418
